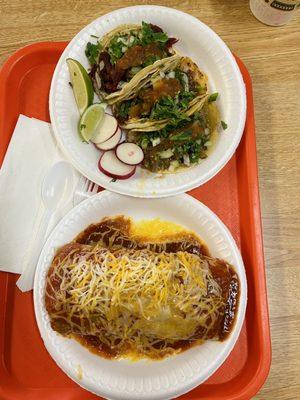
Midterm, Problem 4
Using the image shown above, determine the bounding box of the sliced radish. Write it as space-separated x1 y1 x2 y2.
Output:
98 150 136 179
95 127 122 151
116 142 144 166
92 113 118 144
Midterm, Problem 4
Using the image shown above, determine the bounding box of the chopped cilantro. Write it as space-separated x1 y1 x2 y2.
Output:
85 41 102 65
221 120 228 130
149 89 195 125
107 22 169 64
118 101 132 119
174 68 188 88
142 55 161 67
80 124 86 129
174 68 184 81
150 95 190 125
170 130 192 141
208 92 219 102
174 141 206 163
140 137 149 149
180 91 195 108
108 35 125 64
138 128 169 148
140 22 168 45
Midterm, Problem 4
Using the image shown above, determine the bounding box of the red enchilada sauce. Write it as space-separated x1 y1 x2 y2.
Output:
45 216 240 359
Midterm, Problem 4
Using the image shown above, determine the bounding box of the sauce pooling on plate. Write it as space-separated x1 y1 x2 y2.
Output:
45 216 240 360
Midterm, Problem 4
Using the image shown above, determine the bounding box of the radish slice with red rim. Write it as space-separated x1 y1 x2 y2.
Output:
98 150 136 179
92 113 118 144
115 142 144 166
95 128 122 151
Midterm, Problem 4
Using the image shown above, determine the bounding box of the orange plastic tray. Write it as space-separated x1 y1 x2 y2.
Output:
0 42 271 400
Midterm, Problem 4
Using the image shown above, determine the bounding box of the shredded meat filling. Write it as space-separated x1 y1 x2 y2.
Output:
128 78 182 118
96 51 126 93
92 23 178 93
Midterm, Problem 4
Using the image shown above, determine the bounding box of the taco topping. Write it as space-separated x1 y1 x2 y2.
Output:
88 22 177 95
116 43 165 70
126 101 220 173
114 60 204 126
127 78 182 118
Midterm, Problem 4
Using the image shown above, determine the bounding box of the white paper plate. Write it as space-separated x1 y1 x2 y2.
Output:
49 5 246 198
34 191 247 400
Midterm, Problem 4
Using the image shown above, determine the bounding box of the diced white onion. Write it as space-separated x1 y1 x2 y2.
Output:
159 149 174 159
131 66 142 75
168 160 179 172
205 141 212 147
151 138 161 147
95 72 102 89
183 154 190 166
122 46 128 53
182 73 189 91
99 61 105 71
167 71 175 79
117 81 126 89
159 71 165 78
117 37 130 45
204 128 210 135
182 73 188 83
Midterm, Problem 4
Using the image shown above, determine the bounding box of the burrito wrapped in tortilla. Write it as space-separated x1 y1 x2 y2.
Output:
113 56 209 132
86 22 178 103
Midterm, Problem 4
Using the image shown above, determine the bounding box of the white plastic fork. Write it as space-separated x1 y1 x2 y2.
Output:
73 176 100 206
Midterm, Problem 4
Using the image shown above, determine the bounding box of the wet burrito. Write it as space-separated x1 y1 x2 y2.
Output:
45 216 240 360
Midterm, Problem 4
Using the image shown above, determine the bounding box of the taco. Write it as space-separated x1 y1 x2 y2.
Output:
126 99 221 173
113 56 209 132
86 22 178 103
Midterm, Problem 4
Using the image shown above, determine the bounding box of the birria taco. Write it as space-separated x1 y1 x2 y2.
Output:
86 22 178 103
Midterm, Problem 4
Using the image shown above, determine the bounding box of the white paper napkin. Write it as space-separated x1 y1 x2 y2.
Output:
0 115 79 290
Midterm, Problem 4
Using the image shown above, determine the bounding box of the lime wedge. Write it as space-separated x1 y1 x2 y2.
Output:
67 58 94 115
79 103 105 142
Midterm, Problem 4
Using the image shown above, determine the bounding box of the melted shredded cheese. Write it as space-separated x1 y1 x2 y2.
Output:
46 244 224 359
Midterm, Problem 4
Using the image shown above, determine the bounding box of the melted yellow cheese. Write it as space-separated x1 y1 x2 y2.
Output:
130 218 187 240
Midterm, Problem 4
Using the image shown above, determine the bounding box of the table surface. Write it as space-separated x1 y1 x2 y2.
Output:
0 1 299 399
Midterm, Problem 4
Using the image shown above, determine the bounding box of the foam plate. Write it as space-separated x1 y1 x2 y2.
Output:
34 191 247 400
49 5 246 198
